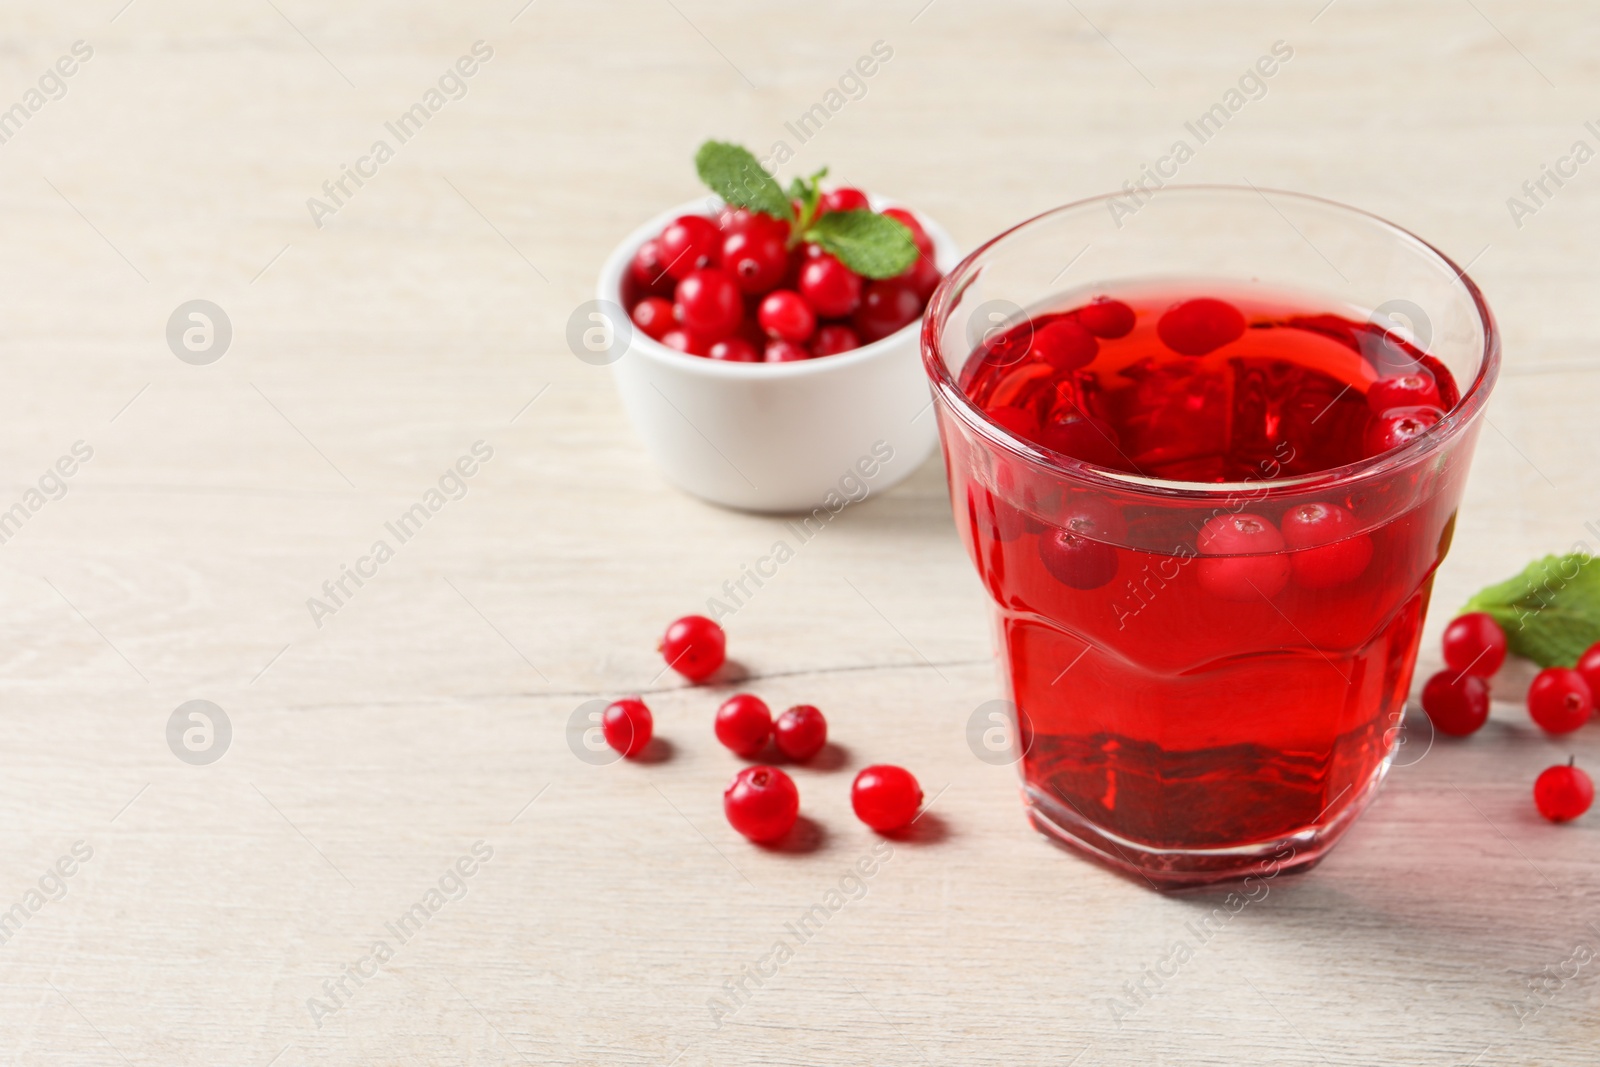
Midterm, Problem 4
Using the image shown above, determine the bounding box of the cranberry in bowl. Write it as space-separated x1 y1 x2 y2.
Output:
596 142 957 512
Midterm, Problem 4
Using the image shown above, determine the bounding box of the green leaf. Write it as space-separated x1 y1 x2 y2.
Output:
694 141 791 222
805 210 920 279
1461 553 1600 667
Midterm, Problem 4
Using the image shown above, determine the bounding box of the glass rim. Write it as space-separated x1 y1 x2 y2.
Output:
921 184 1501 500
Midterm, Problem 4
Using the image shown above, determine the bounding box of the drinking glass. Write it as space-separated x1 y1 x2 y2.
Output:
922 187 1499 886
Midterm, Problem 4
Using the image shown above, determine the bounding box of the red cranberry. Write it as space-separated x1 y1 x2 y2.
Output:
721 220 789 294
880 207 927 243
1534 759 1594 822
708 337 759 362
1038 410 1122 467
715 693 773 758
1420 670 1490 736
674 269 743 339
1031 317 1099 372
774 705 827 761
1440 612 1508 678
658 215 721 279
1364 406 1442 456
724 765 799 842
1157 298 1247 356
718 207 787 239
763 339 810 363
812 324 862 357
821 187 870 213
601 697 654 757
660 614 725 682
897 253 942 301
1075 298 1136 339
851 765 923 832
986 405 1037 439
758 289 816 343
1367 373 1442 413
1196 513 1291 600
1039 523 1118 590
853 278 923 342
1528 667 1593 734
798 254 863 318
1576 640 1600 696
660 329 710 357
1281 501 1373 588
630 296 675 341
629 238 672 291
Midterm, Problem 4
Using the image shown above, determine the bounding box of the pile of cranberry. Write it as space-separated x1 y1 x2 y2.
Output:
622 189 941 363
1421 612 1597 821
599 614 925 843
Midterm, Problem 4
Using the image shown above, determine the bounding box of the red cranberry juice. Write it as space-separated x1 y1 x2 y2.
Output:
950 284 1465 852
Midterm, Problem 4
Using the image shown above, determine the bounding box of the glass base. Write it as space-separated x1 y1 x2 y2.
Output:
1022 752 1392 889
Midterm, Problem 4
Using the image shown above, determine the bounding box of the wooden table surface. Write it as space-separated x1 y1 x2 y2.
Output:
1 1 1596 1064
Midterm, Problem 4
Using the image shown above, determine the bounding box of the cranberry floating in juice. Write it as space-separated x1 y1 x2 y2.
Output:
923 188 1499 886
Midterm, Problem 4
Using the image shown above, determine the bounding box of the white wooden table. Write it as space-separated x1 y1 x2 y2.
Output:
0 1 1595 1063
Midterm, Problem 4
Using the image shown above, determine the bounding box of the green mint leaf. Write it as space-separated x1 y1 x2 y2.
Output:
694 140 792 223
805 210 919 279
785 177 807 200
1461 553 1600 667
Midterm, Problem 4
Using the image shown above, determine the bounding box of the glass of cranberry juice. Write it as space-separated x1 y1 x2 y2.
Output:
923 187 1499 886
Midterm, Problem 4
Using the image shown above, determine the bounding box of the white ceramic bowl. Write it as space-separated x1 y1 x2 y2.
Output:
596 196 958 513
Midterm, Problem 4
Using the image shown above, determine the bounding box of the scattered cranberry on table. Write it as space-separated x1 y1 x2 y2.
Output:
601 698 654 758
660 614 725 682
1576 639 1600 696
1534 758 1594 823
774 704 828 762
724 765 800 842
1420 670 1490 737
1527 667 1594 734
851 764 924 832
1440 612 1508 678
715 693 773 758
